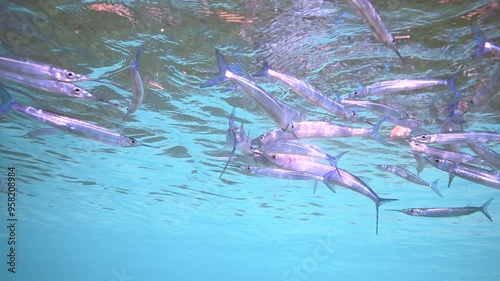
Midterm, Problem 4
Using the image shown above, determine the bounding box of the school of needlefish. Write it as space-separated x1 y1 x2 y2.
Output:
0 0 499 234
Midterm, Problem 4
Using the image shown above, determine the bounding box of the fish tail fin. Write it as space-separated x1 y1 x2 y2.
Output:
252 60 271 77
481 198 494 222
0 83 14 115
132 46 143 70
446 74 460 97
219 145 237 178
429 179 443 197
323 180 336 193
376 197 398 235
201 50 229 88
471 22 490 57
326 151 347 181
370 117 389 146
447 173 455 188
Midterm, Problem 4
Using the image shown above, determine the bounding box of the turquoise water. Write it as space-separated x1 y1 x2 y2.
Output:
0 0 499 280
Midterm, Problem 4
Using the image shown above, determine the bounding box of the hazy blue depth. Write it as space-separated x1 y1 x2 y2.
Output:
0 1 499 281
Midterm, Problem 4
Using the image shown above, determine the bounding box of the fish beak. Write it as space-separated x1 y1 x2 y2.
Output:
141 143 161 149
384 209 404 213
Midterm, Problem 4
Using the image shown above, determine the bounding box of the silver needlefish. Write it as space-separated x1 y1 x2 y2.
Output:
123 47 144 121
253 117 387 146
239 165 336 194
412 131 500 144
384 116 423 131
387 198 494 222
375 164 442 197
408 140 488 167
351 77 456 99
201 50 294 132
264 153 397 234
0 69 122 107
0 86 152 148
0 55 92 83
340 98 409 119
425 156 500 190
253 61 358 121
346 0 406 63
471 22 500 58
252 140 346 168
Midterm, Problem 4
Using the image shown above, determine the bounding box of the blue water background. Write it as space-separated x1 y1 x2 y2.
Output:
0 0 499 280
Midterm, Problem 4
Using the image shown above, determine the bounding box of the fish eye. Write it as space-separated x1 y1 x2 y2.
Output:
67 72 75 79
73 87 81 93
351 111 356 117
130 138 136 144
392 39 395 43
353 91 358 96
259 135 264 140
272 154 278 160
246 166 252 170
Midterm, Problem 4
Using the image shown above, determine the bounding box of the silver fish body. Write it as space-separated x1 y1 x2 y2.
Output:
388 198 493 221
253 118 386 146
346 0 405 63
426 156 500 189
412 131 500 144
0 55 91 83
123 47 144 121
10 103 142 147
408 140 488 167
376 164 442 197
352 78 450 98
255 62 357 120
202 50 294 132
239 165 336 193
340 98 408 119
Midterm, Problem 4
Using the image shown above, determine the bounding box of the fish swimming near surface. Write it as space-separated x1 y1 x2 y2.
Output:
350 77 457 99
239 165 337 194
0 68 122 107
376 164 442 197
253 61 358 121
346 0 406 63
253 118 387 146
425 156 500 189
412 131 500 144
201 50 295 132
123 46 145 121
0 83 152 148
387 198 494 221
0 55 93 83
